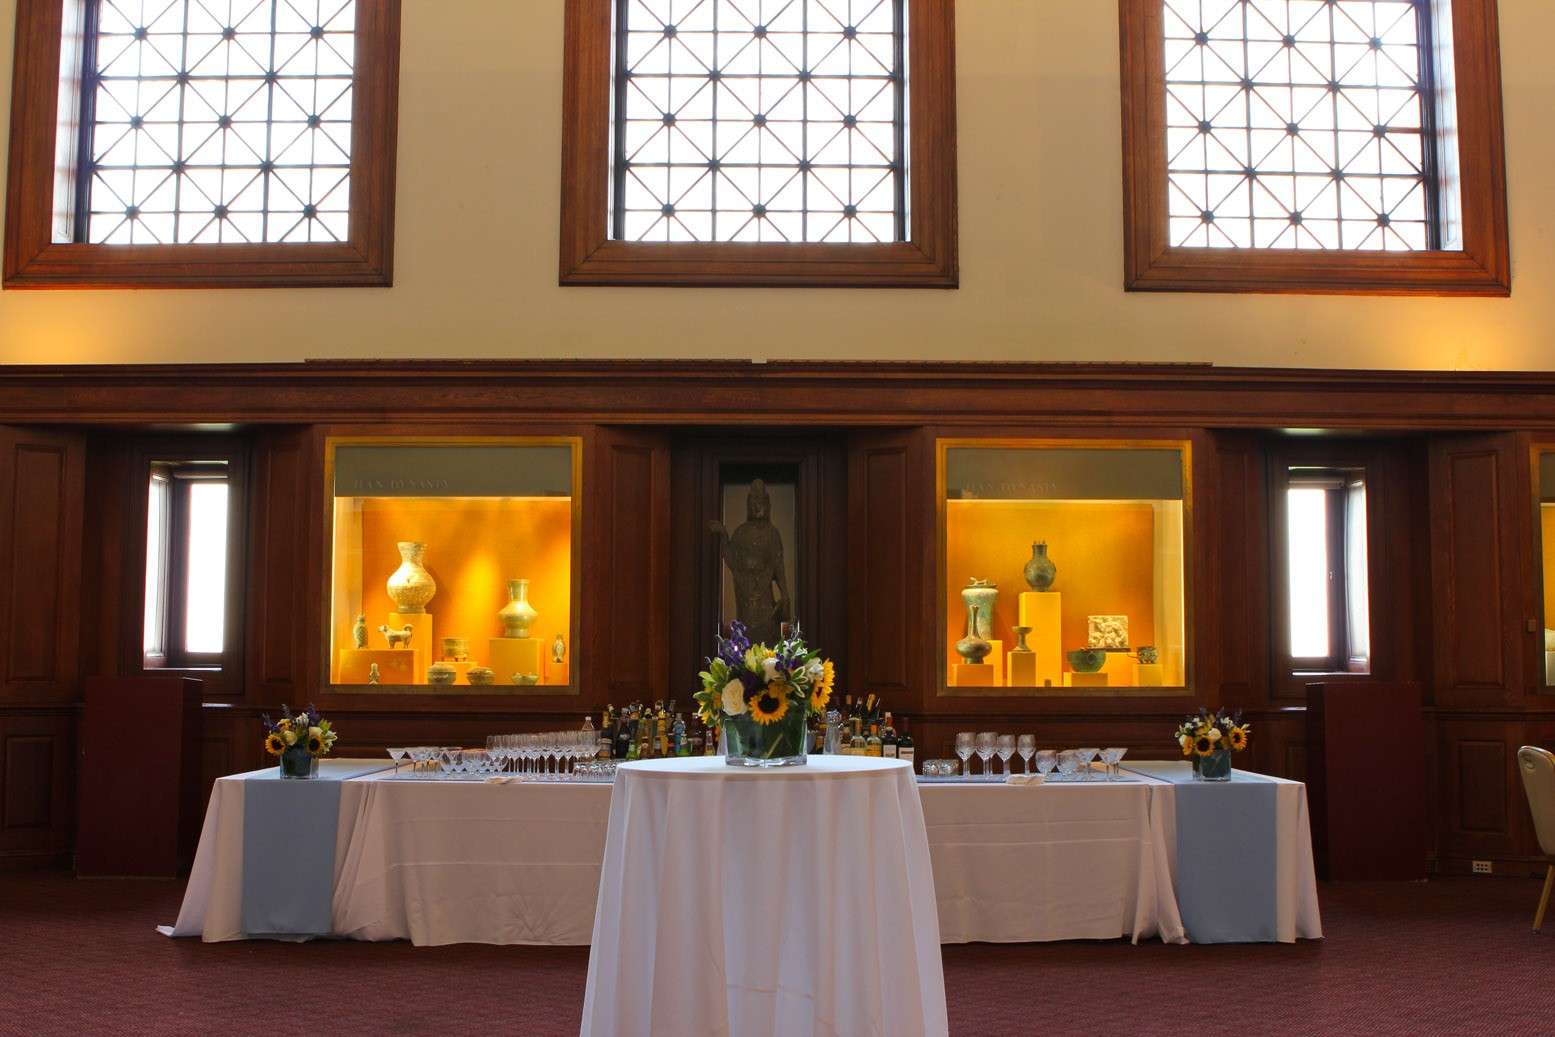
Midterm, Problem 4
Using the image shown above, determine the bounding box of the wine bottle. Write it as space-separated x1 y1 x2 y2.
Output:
897 716 915 770
849 716 866 756
866 722 883 758
881 712 899 759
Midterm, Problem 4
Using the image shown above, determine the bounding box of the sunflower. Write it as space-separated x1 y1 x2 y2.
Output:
306 732 325 754
1193 728 1216 756
748 682 791 725
810 660 835 713
1180 734 1195 757
264 732 286 756
1227 725 1249 751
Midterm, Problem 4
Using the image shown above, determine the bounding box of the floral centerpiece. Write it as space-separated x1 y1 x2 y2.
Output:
1174 707 1248 781
694 621 833 767
263 704 338 779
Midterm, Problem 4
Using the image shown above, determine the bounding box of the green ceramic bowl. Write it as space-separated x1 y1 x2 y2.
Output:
1066 648 1107 673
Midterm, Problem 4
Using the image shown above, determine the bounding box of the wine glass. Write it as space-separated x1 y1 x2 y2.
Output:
387 747 406 777
954 732 974 778
1074 747 1099 781
1035 750 1057 780
975 731 996 779
1100 746 1127 781
1016 735 1036 774
1054 750 1079 782
995 734 1016 777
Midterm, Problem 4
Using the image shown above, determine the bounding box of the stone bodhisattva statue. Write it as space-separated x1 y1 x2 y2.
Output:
709 479 791 646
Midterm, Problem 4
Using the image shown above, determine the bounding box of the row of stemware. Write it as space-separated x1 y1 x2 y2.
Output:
951 733 1129 781
386 732 600 779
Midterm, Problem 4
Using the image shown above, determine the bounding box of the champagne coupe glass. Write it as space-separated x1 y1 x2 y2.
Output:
1074 747 1099 781
955 732 975 778
1035 749 1057 780
1100 746 1127 781
995 734 1016 777
408 746 430 776
1016 735 1036 774
387 747 406 777
1054 750 1079 782
975 731 997 779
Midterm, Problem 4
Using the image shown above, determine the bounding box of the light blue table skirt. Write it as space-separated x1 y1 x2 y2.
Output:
1125 761 1279 943
239 759 391 936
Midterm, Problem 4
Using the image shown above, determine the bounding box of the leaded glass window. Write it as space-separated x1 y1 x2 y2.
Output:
613 0 905 244
81 0 356 245
1163 0 1434 250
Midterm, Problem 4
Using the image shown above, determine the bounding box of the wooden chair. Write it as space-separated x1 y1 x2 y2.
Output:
1516 746 1555 933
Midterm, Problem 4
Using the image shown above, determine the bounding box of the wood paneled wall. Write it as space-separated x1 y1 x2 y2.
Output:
4 361 1555 873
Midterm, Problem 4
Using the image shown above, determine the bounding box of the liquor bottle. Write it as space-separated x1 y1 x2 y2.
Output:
624 736 639 762
881 712 899 759
897 716 915 770
850 717 866 756
657 712 669 757
615 708 634 760
704 723 718 755
865 722 883 757
673 714 688 756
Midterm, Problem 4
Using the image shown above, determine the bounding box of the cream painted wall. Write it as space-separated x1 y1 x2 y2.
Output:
0 0 1551 368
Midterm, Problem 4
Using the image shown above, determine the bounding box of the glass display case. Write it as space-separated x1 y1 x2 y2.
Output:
937 439 1190 695
1537 447 1555 689
326 438 580 692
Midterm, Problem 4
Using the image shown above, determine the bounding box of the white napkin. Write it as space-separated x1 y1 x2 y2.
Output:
1005 774 1043 786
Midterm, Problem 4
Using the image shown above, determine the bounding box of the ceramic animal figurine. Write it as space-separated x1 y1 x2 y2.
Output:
379 622 413 649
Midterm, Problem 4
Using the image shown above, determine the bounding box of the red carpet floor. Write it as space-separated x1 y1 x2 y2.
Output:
3 872 1553 1036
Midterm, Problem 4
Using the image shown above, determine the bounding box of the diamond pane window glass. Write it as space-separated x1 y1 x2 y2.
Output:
84 0 356 245
1163 0 1432 250
614 0 905 244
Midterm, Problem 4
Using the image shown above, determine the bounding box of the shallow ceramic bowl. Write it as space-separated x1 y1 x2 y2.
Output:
466 666 495 685
510 672 540 686
427 664 457 685
1065 648 1107 673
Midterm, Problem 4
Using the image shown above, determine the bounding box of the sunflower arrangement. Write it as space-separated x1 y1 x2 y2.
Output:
1175 707 1249 758
694 621 834 733
262 704 338 758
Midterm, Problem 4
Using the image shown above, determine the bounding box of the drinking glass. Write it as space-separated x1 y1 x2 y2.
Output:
975 732 996 779
1074 747 1099 781
1016 735 1036 774
995 735 1016 777
387 747 406 777
1100 746 1127 781
1054 750 1079 781
955 732 975 776
1035 750 1057 779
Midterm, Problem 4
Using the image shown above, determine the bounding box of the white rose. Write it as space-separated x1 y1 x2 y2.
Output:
1207 727 1221 741
762 657 782 683
283 729 297 746
805 658 823 680
721 678 748 715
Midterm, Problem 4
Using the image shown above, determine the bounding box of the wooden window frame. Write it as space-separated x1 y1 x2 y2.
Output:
558 0 958 288
1119 0 1510 296
3 0 402 289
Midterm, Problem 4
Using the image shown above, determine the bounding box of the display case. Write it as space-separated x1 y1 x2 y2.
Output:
937 439 1190 695
1537 446 1555 689
326 438 581 692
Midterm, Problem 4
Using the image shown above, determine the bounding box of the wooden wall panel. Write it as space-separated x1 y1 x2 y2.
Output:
1211 432 1268 704
1429 435 1521 706
0 429 85 701
0 710 74 861
848 433 922 710
1434 718 1525 864
247 429 314 705
593 430 671 706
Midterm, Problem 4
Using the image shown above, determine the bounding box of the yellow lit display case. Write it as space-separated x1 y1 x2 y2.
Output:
937 439 1190 695
1537 447 1555 689
326 438 581 693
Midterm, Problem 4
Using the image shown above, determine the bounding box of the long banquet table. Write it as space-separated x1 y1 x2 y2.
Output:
165 758 1321 946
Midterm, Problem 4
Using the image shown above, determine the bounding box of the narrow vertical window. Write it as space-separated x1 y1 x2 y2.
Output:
1284 468 1370 673
143 461 231 667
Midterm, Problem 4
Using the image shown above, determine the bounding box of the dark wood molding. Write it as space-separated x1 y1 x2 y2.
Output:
558 0 957 287
1118 0 1510 296
3 0 401 288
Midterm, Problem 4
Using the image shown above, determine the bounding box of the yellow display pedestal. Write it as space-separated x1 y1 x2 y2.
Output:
952 663 998 687
1064 672 1109 688
490 638 543 683
438 661 475 686
986 640 1004 686
1134 663 1165 686
1017 592 1062 688
1008 651 1038 687
338 647 421 685
546 661 571 686
1099 651 1135 687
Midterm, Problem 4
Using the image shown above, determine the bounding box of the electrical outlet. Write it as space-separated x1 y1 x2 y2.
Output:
1473 860 1493 874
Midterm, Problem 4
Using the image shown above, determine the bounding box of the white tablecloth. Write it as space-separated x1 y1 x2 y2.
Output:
579 756 949 1037
919 780 1183 944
